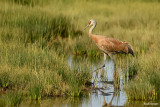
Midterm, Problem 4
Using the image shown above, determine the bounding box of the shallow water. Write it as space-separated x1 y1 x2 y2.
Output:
19 56 127 107
1 56 159 107
67 56 127 106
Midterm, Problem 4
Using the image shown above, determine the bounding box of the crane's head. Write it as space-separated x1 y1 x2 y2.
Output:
84 19 97 30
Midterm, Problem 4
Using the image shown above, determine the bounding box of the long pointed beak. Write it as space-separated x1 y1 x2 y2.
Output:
84 24 89 30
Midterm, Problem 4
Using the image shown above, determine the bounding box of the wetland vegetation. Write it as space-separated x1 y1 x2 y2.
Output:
0 0 160 106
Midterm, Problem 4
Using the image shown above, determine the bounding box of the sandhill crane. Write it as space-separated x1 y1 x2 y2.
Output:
84 19 134 69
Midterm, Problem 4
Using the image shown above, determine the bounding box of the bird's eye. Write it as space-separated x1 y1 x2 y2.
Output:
89 21 91 25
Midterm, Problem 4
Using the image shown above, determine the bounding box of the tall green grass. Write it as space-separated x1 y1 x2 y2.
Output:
0 9 82 44
125 53 160 101
3 0 51 6
0 0 160 105
73 36 102 58
0 1 91 102
7 91 23 106
0 43 91 96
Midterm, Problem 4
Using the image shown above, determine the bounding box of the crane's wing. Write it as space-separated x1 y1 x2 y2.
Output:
98 37 134 56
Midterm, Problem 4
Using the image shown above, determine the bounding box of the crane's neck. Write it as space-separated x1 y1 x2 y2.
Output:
89 23 98 43
89 23 96 36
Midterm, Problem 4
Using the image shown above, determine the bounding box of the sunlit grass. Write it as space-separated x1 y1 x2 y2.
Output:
0 0 160 105
0 43 92 101
7 91 23 106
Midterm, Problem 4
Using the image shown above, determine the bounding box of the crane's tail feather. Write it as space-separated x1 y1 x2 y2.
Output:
128 45 134 57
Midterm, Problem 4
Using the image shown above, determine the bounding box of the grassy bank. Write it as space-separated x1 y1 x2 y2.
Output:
0 43 91 106
0 1 92 106
0 0 160 105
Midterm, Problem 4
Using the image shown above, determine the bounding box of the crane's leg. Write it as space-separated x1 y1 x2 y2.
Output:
108 54 120 89
103 53 106 67
99 53 106 68
108 54 116 69
94 53 106 71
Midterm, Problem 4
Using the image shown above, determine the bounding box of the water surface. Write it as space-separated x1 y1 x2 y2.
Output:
1 56 158 107
67 56 126 106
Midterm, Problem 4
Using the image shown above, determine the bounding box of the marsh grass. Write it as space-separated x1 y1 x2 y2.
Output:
0 43 92 100
125 54 160 101
0 0 160 105
0 11 82 46
4 0 50 6
29 81 42 100
66 67 91 96
0 98 6 107
73 36 102 58
7 91 23 106
0 72 9 89
13 0 39 6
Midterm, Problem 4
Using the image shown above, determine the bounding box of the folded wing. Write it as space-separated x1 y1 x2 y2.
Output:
98 37 134 56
